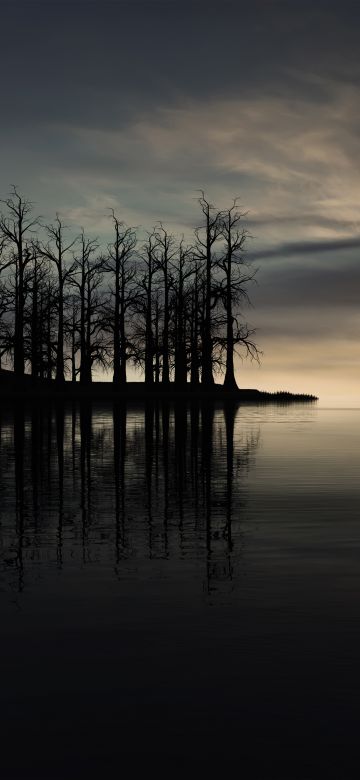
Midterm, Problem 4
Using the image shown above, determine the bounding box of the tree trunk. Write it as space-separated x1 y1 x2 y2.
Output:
113 256 121 384
119 267 127 384
224 253 238 389
71 310 77 383
145 267 153 386
47 286 52 380
56 279 65 383
14 241 25 377
175 268 187 385
85 276 92 383
190 274 199 385
201 223 214 386
39 293 45 379
162 261 170 384
80 264 87 385
31 259 38 377
154 300 160 383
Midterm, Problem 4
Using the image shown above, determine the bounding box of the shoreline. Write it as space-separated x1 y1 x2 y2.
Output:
0 371 318 403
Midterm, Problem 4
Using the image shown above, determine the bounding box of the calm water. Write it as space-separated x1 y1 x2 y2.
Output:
0 402 359 778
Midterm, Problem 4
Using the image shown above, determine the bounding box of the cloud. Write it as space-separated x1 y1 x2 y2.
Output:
250 236 360 261
247 214 360 233
35 79 360 236
252 306 360 340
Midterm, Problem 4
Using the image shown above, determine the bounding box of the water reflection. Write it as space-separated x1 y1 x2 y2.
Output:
2 404 360 777
0 401 259 598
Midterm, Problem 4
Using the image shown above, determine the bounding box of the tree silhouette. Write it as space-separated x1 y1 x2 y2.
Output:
70 229 104 384
65 294 79 383
37 216 77 383
24 245 49 378
172 240 194 385
0 280 12 369
153 224 176 384
189 259 201 386
0 188 39 376
194 192 223 386
102 213 137 385
217 202 260 388
134 231 160 385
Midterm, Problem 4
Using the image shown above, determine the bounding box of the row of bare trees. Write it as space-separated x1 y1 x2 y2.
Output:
0 187 259 387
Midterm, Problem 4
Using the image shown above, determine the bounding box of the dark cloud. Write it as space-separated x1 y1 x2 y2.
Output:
252 256 360 309
247 215 360 232
250 237 360 261
1 0 360 133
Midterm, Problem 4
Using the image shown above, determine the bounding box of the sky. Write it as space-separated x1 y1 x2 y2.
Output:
0 0 359 405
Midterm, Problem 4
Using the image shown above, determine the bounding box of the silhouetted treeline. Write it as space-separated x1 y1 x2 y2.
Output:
0 188 259 387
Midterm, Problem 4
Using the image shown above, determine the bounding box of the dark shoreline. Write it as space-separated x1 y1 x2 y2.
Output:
0 370 317 403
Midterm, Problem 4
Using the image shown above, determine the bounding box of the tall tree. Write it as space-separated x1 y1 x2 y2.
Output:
194 193 223 386
71 230 99 384
218 202 259 388
44 280 58 380
103 214 137 384
189 260 201 386
64 294 79 383
0 280 12 369
26 246 48 378
82 253 105 383
138 231 159 385
37 217 77 383
153 292 163 383
0 188 39 376
154 224 176 384
173 240 193 385
24 260 58 379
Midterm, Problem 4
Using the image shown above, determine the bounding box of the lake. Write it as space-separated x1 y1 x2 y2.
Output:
0 401 359 778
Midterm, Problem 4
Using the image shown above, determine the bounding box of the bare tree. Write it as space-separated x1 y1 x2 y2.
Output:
172 240 194 385
153 291 163 383
42 280 59 380
26 245 49 378
0 187 39 375
0 280 12 369
153 224 177 384
217 202 260 388
71 230 99 384
82 254 106 383
189 259 202 386
194 192 223 385
103 213 137 384
37 216 77 382
136 231 160 385
64 294 80 383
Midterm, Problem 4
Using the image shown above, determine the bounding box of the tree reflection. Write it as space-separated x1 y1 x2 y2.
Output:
14 407 25 592
113 401 127 567
80 403 92 563
56 405 64 568
0 401 259 596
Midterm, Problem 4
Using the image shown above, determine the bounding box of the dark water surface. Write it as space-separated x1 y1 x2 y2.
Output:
0 402 359 778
